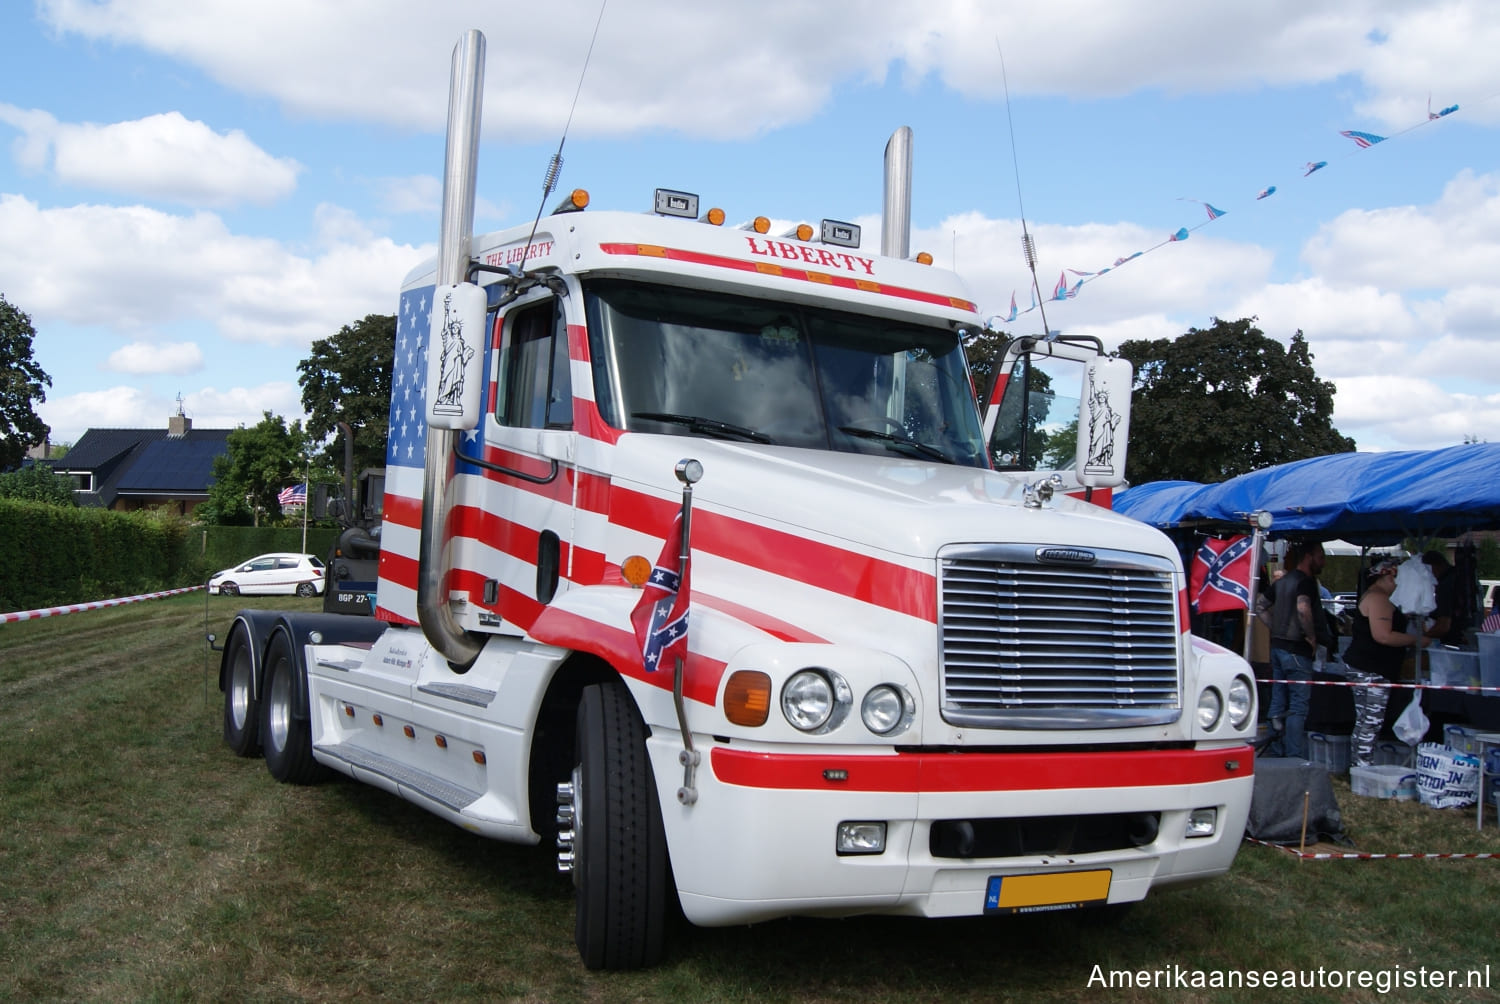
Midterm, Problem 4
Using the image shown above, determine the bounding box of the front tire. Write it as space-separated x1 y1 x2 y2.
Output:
220 582 239 597
222 630 260 756
260 633 326 784
571 679 670 970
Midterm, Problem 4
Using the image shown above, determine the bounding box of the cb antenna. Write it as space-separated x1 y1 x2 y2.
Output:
997 40 1050 340
518 0 609 270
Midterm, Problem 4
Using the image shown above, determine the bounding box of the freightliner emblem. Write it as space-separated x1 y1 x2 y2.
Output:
1036 547 1098 565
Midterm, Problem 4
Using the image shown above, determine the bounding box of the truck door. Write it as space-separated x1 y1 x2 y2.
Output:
456 289 577 633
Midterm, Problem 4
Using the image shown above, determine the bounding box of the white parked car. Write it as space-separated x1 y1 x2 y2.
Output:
209 552 326 597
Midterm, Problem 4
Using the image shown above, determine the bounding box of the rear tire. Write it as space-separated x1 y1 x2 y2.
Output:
295 582 316 598
572 679 669 970
222 630 260 756
261 633 327 784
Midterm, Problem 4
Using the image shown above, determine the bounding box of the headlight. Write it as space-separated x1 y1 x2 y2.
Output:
860 684 914 736
1196 688 1223 730
1227 676 1254 729
781 669 850 733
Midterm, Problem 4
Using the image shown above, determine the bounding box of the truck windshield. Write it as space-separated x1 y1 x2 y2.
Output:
584 278 987 467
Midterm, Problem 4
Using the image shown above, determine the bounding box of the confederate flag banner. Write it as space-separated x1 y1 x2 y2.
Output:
1190 535 1253 614
630 512 691 672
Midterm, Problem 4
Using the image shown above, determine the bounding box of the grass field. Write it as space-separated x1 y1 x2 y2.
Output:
2 592 1498 1002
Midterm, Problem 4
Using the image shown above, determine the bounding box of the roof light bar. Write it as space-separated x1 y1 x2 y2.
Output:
821 219 861 249
654 188 699 218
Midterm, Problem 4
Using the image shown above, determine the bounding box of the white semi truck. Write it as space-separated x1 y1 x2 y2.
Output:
218 29 1256 970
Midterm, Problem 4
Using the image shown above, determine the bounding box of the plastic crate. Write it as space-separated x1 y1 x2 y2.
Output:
1444 724 1481 757
1307 731 1350 774
1350 764 1418 800
1373 740 1414 767
1480 633 1500 693
1428 648 1480 689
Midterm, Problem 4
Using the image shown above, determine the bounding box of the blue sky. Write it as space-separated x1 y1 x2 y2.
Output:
2 0 1497 453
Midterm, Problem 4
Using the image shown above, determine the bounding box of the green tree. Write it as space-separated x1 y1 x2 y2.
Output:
298 314 394 476
962 324 1012 406
0 294 51 469
1115 317 1355 483
201 412 310 526
0 461 74 505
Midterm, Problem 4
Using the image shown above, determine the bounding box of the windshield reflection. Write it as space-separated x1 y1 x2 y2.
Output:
584 279 986 467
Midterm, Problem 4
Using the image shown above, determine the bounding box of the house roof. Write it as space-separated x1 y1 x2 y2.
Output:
57 426 232 507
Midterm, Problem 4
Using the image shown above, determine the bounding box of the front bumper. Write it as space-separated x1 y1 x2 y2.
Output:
651 738 1254 927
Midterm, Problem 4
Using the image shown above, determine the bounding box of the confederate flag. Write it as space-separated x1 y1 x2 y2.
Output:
1190 535 1253 614
630 512 691 672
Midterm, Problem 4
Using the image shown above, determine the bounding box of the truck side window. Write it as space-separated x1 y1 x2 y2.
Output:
497 300 572 429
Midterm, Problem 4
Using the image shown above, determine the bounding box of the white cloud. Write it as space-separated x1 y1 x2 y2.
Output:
37 1 1500 139
105 340 204 375
38 381 306 445
0 105 300 207
0 194 425 347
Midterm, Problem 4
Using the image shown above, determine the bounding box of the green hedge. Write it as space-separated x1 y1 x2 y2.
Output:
0 500 339 612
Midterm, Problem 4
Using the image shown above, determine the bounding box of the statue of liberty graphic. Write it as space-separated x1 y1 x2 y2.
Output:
1083 380 1123 478
432 288 475 417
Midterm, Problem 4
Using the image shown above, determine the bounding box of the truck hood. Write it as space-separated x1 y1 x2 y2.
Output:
610 435 1175 562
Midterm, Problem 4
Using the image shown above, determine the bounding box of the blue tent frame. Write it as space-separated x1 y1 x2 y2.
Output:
1115 443 1500 545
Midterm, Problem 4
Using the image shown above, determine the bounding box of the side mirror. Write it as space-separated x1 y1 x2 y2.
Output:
425 282 488 431
1074 356 1132 488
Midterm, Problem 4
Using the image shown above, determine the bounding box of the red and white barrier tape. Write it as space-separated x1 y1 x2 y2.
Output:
0 585 205 624
1246 836 1500 860
1262 677 1500 695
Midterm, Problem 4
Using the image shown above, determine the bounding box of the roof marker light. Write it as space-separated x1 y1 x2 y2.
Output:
551 188 589 214
913 251 934 265
739 216 771 234
820 219 861 248
701 207 726 226
654 188 699 218
781 223 814 241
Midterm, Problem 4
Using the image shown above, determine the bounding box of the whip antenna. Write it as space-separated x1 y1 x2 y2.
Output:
997 40 1050 338
519 0 609 268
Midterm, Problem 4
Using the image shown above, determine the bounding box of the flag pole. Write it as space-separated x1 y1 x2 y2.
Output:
672 457 703 806
1243 510 1271 661
300 453 309 555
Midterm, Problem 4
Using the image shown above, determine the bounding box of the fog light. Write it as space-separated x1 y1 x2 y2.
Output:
1197 688 1223 730
836 821 886 855
1186 808 1217 838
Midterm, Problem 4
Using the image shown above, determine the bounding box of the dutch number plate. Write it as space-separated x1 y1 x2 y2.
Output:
984 869 1112 915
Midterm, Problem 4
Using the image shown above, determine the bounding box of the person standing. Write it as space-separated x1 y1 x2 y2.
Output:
1265 541 1328 759
1343 559 1431 767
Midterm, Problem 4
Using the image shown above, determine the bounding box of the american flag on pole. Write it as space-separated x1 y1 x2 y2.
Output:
277 483 307 506
1189 535 1254 614
630 512 691 672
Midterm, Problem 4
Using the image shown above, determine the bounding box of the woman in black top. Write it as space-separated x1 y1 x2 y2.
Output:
1343 559 1431 767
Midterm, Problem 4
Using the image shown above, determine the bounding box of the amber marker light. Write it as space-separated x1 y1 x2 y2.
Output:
724 670 772 727
403 725 416 738
702 207 726 225
621 554 653 587
473 750 487 765
914 251 934 265
343 704 355 718
752 216 770 234
372 713 384 727
435 735 448 749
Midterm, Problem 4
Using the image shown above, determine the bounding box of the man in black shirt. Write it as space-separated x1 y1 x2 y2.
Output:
1265 541 1328 759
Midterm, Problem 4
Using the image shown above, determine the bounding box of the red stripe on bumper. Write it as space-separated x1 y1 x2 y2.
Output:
710 745 1254 792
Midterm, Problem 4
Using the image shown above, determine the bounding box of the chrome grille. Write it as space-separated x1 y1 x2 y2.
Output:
939 544 1181 729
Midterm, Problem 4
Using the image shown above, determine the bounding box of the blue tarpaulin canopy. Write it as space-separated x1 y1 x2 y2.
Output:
1115 443 1500 545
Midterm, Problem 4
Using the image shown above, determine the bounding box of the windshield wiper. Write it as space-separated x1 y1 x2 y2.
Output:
632 412 774 444
839 425 951 463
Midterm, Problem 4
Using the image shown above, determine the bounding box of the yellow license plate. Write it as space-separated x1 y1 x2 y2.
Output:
984 869 1112 914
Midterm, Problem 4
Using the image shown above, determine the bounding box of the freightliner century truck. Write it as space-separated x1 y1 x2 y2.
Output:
217 29 1257 970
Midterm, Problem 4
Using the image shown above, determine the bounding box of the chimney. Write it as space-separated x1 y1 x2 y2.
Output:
169 392 191 437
